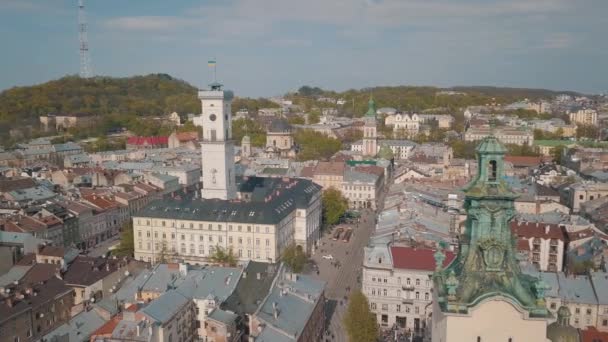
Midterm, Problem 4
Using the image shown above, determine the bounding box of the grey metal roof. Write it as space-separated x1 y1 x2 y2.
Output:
136 176 320 225
42 307 107 342
208 308 238 325
255 269 325 340
591 272 608 305
142 290 190 323
176 266 242 301
344 168 378 184
557 273 598 305
0 266 31 287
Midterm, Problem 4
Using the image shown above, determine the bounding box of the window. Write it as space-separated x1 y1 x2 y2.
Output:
405 306 410 313
138 231 142 237
199 245 204 254
586 308 592 315
477 337 481 342
396 304 401 312
266 239 270 246
381 304 388 311
229 225 233 231
372 277 376 282
181 234 185 240
416 279 420 286
154 232 158 238
371 303 377 310
146 231 151 238
209 236 213 242
575 308 581 314
383 289 387 296
181 243 186 253
200 235 204 242
602 319 607 326
416 292 420 299
488 160 497 181
247 226 252 232
218 236 223 243
407 278 411 285
415 306 419 314
256 238 260 246
229 237 233 244
425 293 429 300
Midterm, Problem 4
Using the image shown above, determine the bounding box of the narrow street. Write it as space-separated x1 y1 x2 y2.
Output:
310 174 391 342
310 209 376 342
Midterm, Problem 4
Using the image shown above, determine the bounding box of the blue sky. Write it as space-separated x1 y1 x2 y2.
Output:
1 0 607 96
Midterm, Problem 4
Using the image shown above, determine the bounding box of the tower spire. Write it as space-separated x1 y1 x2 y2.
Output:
78 0 92 78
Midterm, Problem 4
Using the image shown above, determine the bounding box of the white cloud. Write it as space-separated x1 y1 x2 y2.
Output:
540 33 574 49
103 16 199 31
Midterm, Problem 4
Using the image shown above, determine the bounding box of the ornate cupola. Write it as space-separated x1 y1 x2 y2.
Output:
433 136 551 318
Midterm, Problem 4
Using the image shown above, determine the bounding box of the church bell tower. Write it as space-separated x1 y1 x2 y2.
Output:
199 82 237 200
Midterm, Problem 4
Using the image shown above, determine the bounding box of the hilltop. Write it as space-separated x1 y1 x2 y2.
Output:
0 74 200 124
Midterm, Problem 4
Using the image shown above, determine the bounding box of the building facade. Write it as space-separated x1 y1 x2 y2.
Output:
363 244 455 335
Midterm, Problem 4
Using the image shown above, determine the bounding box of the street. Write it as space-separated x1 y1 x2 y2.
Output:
309 209 376 342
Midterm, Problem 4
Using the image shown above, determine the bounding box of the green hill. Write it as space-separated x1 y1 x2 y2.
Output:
288 85 583 117
0 73 200 123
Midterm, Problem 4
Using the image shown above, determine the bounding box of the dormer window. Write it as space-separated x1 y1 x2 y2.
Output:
488 160 497 182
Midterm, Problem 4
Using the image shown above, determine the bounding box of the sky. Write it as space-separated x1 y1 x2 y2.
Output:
0 0 607 97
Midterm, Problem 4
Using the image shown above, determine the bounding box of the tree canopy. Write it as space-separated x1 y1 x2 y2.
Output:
112 221 135 257
294 129 341 161
322 188 349 226
232 118 266 147
232 97 280 114
281 244 307 273
344 290 378 342
208 246 238 267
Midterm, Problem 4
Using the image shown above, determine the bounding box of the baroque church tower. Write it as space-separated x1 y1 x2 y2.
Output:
199 82 237 200
431 136 552 342
363 96 378 157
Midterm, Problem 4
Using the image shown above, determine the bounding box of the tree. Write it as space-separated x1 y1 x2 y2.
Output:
506 144 540 157
577 124 599 140
176 120 199 133
550 145 566 164
209 246 238 267
232 118 266 147
113 221 134 257
294 129 341 161
308 111 321 124
344 290 378 342
287 116 305 125
322 188 349 226
450 140 477 159
281 244 307 272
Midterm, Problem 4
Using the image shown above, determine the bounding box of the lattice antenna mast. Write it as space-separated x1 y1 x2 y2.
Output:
78 0 92 78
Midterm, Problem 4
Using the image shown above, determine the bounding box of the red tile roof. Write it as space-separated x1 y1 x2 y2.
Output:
390 246 455 271
580 326 608 342
175 131 199 142
504 155 542 167
510 220 565 241
126 136 168 146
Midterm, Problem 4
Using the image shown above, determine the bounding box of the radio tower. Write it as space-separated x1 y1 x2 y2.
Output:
78 0 92 78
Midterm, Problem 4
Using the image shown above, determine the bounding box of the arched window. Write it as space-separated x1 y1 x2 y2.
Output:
477 337 481 342
488 160 497 181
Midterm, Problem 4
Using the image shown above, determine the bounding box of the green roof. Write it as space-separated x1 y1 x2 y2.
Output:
365 97 376 117
346 160 376 166
533 140 574 147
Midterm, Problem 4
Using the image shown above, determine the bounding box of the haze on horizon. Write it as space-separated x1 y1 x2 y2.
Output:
1 0 607 97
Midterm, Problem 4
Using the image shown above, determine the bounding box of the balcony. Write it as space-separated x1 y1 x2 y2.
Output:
402 298 414 305
402 285 415 291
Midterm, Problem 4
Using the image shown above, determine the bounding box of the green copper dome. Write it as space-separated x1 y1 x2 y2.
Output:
547 306 580 342
365 96 377 117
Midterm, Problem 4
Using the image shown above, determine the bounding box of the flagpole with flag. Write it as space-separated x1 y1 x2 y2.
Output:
208 59 217 82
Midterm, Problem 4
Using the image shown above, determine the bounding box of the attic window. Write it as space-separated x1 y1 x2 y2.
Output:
488 160 497 182
231 210 237 216
249 211 255 216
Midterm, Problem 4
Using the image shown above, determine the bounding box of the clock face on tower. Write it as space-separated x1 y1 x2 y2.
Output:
209 114 217 121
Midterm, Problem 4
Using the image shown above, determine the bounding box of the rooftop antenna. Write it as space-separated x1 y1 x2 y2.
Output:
208 58 217 83
78 0 92 78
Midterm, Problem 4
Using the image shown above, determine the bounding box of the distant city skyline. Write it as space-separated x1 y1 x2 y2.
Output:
1 0 607 97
